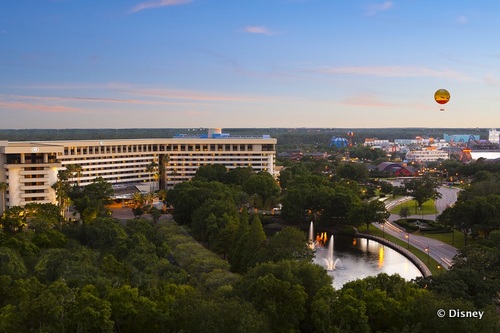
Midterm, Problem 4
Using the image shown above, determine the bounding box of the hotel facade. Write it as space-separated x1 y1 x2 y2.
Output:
0 130 277 213
405 148 449 163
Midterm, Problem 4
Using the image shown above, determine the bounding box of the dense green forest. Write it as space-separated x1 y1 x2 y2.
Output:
1 212 499 332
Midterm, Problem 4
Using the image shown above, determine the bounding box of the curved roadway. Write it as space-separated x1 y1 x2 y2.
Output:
374 186 461 270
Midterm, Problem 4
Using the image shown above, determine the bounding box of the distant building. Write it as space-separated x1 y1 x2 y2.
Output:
489 129 500 144
395 139 416 145
329 136 349 148
376 162 417 176
468 140 500 150
405 148 449 162
0 129 276 213
364 138 389 147
443 133 480 144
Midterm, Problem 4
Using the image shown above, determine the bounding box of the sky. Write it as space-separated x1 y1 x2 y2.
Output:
1 0 500 129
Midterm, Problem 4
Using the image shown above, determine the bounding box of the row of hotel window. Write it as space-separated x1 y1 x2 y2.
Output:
62 144 275 155
9 164 269 181
5 151 272 164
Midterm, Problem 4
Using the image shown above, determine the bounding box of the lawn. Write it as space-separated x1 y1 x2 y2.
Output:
389 199 438 216
415 229 476 249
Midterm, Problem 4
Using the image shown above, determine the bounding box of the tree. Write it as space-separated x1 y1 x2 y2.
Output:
242 172 281 210
33 245 100 286
190 197 239 246
281 173 333 223
236 260 333 332
168 180 236 227
224 166 254 186
194 164 227 182
0 181 8 214
228 211 250 273
237 267 307 332
66 164 83 186
336 162 369 182
439 195 500 244
70 177 114 223
105 284 158 333
79 217 128 253
321 184 362 224
404 175 442 211
438 202 474 245
68 285 114 332
347 199 390 230
146 160 159 192
24 203 63 231
263 227 314 263
469 195 500 239
0 247 28 279
311 286 370 333
0 206 26 233
241 215 266 270
399 206 410 219
52 169 72 220
340 274 427 332
429 243 500 308
149 206 162 223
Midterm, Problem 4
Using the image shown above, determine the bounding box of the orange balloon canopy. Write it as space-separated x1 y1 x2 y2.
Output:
434 89 450 105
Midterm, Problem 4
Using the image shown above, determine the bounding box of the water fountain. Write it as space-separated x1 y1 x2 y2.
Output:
310 231 422 289
308 221 315 250
323 235 342 271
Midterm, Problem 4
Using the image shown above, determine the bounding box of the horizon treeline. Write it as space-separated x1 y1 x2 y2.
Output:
0 127 488 146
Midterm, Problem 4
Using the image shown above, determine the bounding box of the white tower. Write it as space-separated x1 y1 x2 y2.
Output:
489 129 500 144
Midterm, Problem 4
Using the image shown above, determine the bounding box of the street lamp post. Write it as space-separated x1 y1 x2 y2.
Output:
425 245 430 263
382 223 385 239
405 233 410 249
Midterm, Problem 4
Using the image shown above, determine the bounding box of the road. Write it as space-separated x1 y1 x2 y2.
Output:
375 186 461 270
434 186 461 213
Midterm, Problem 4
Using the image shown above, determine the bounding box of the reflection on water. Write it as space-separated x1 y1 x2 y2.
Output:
313 235 422 290
378 246 384 269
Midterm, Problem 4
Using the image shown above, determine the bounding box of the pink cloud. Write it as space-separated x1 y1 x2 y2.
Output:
243 26 274 36
1 93 205 106
0 101 83 114
126 88 259 102
485 73 500 86
365 1 393 16
314 65 473 81
130 0 192 13
341 93 395 108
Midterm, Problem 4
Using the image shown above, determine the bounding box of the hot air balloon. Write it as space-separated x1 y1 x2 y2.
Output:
434 89 450 111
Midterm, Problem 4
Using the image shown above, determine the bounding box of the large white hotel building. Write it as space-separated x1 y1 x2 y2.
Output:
0 129 277 213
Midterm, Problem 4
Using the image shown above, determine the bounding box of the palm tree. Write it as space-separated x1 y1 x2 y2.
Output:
146 161 159 192
66 164 83 186
73 164 83 186
144 192 154 206
0 182 8 214
132 192 145 209
159 155 170 190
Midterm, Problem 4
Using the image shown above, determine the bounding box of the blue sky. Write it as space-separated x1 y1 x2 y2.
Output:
1 0 500 129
